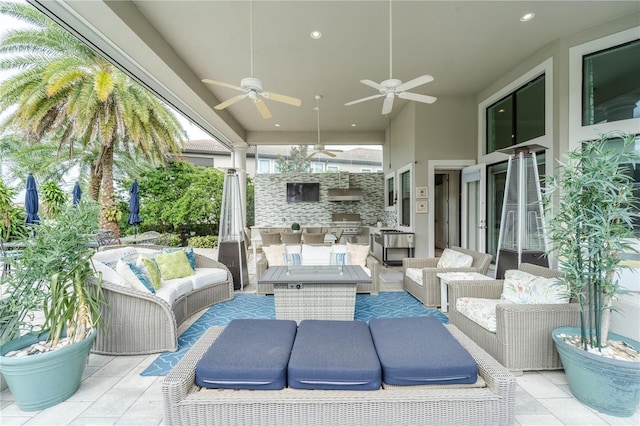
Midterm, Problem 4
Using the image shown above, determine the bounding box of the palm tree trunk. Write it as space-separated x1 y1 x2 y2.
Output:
98 143 119 237
89 160 102 202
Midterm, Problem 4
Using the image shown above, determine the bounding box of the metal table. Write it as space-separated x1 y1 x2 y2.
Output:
258 265 371 322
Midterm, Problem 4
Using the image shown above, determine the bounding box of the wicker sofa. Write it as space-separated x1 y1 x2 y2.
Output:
256 243 380 295
448 263 581 372
90 245 234 355
162 325 516 425
403 246 492 308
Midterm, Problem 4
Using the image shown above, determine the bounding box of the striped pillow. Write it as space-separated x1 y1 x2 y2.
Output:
283 253 302 265
330 252 350 265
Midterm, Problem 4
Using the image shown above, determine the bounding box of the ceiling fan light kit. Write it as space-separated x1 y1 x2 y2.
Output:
307 95 343 159
201 1 302 119
345 0 437 115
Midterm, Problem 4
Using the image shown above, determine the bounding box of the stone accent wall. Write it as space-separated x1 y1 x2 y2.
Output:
255 172 384 226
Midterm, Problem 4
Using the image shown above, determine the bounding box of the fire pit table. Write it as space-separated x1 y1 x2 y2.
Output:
258 265 371 322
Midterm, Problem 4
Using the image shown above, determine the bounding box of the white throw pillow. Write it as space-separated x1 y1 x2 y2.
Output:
501 269 570 304
300 244 331 265
437 248 473 268
347 242 369 267
262 244 286 266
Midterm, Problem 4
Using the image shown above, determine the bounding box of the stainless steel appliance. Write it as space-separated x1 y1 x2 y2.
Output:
371 229 415 266
329 213 362 242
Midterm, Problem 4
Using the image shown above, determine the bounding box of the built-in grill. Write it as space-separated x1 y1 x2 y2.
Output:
329 213 362 235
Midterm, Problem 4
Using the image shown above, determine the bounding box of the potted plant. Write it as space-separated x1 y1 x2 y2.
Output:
544 132 640 417
291 222 301 232
0 200 105 411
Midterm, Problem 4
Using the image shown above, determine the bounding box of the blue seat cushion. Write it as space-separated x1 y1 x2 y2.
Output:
288 320 381 390
369 316 478 386
195 319 297 390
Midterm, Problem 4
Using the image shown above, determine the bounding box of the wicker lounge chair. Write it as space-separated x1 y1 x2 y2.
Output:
448 263 581 372
90 245 234 355
162 325 516 425
403 246 492 308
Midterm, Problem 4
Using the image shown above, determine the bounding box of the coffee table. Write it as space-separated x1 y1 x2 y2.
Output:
437 272 493 313
258 265 371 322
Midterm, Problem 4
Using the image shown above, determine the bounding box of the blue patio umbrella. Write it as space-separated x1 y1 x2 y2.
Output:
127 179 142 238
72 182 82 206
25 173 40 225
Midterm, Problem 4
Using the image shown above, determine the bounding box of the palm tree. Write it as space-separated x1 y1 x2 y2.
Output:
0 1 184 234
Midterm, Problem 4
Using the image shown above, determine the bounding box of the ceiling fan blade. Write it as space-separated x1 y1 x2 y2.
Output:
396 75 434 92
382 94 395 115
398 91 438 104
254 98 272 119
345 93 384 106
262 91 302 107
202 79 244 92
360 79 384 91
214 94 247 110
306 151 318 159
322 150 337 157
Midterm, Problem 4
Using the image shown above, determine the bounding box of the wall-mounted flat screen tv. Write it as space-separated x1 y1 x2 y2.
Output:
287 182 320 203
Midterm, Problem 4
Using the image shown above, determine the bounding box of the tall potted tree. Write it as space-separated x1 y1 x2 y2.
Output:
0 200 105 411
544 132 640 417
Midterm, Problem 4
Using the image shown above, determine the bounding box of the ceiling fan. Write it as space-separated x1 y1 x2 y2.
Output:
201 1 302 119
345 0 437 115
307 95 343 159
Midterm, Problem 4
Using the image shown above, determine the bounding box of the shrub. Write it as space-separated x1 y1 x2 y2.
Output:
187 235 218 248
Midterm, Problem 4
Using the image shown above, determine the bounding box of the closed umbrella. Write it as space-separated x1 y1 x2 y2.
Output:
127 179 141 238
72 182 82 206
25 173 40 225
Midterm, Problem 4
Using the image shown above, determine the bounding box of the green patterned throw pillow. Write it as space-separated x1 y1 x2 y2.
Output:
153 250 195 280
137 255 162 289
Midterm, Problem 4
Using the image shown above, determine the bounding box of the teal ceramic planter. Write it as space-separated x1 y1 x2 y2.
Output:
552 326 640 417
0 330 95 411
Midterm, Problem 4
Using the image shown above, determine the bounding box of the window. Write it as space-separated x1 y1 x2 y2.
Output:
601 135 640 236
400 169 411 227
326 165 339 172
386 174 395 208
310 162 324 173
361 168 372 173
257 159 271 174
486 75 545 153
582 39 640 126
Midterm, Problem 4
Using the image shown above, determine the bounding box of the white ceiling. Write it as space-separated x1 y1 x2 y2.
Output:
29 0 640 149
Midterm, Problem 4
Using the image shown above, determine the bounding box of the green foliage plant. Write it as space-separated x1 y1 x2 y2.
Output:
0 200 105 347
275 145 311 173
291 222 300 231
187 235 218 248
40 181 67 219
0 177 26 241
544 132 639 351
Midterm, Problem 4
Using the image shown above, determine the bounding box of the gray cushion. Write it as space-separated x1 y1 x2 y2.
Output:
369 316 477 385
195 319 297 390
288 320 381 390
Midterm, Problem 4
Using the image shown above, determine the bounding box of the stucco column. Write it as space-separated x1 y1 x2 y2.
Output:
232 145 248 227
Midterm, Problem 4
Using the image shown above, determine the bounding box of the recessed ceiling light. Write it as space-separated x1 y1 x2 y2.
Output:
351 123 357 127
520 12 535 22
310 30 322 39
274 123 280 127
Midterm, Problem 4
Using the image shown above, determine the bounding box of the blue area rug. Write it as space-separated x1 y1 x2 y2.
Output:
141 292 447 376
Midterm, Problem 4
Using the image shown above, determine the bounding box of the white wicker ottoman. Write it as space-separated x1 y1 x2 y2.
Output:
162 325 516 426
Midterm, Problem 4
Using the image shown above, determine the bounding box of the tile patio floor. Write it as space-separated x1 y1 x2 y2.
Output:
1 250 638 425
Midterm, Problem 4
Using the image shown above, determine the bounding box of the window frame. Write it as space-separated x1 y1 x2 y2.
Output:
569 27 640 149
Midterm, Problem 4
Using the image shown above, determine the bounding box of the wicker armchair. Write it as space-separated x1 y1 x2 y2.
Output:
260 231 282 246
280 231 302 244
302 232 326 244
403 246 492 308
90 245 234 355
448 263 581 372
